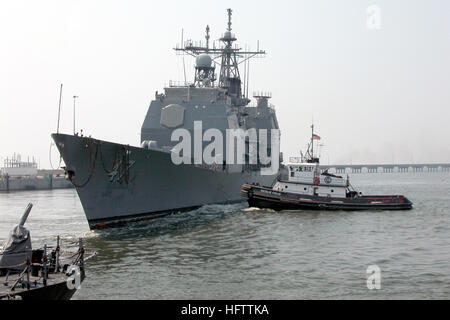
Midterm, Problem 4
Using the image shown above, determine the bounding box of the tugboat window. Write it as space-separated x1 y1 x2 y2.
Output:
285 185 288 188
331 189 334 193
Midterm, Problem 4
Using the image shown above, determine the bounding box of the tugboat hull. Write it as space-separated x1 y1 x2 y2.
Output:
241 184 413 211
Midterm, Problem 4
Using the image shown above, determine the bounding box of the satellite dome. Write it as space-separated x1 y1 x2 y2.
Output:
196 54 212 68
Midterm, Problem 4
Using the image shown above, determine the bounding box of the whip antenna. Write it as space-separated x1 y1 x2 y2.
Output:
56 83 63 133
182 29 187 84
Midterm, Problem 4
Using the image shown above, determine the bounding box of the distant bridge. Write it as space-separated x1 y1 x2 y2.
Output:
319 163 450 174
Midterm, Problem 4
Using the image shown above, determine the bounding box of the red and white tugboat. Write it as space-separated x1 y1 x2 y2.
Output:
241 125 413 211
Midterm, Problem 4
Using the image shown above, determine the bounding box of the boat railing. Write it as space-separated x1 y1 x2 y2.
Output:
2 237 96 296
246 102 276 110
168 80 193 88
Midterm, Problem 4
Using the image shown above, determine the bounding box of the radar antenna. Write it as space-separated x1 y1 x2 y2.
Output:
205 25 210 52
173 9 266 101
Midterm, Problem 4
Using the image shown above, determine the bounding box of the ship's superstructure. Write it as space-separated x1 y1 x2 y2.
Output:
273 124 351 198
52 9 281 229
140 9 279 169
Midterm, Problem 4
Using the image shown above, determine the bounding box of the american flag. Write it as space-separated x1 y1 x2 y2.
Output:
312 134 321 140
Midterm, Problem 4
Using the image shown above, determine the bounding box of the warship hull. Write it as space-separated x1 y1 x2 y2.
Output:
52 133 277 229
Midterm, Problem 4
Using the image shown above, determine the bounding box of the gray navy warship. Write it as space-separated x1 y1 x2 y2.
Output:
52 9 281 229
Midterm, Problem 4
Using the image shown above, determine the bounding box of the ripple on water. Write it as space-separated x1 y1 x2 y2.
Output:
1 173 449 299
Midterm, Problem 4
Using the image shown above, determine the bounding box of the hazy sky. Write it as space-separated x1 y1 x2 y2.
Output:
1 0 449 168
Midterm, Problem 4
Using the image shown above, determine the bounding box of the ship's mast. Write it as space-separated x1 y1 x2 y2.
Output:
205 25 210 52
173 9 265 99
218 9 240 95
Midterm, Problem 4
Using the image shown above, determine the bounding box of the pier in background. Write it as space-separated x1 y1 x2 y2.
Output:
0 170 73 192
321 163 450 174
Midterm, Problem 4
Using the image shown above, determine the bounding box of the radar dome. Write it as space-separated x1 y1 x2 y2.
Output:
222 31 235 40
196 54 212 68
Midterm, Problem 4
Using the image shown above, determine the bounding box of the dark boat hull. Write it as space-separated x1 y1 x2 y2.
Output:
241 184 413 211
1 271 86 300
16 281 78 300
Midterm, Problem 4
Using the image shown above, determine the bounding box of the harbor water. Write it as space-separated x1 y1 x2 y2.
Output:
0 172 449 299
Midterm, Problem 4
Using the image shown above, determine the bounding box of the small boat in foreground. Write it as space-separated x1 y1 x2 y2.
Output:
0 203 96 300
241 125 413 211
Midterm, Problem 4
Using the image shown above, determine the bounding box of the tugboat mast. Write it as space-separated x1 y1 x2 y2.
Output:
303 123 320 164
